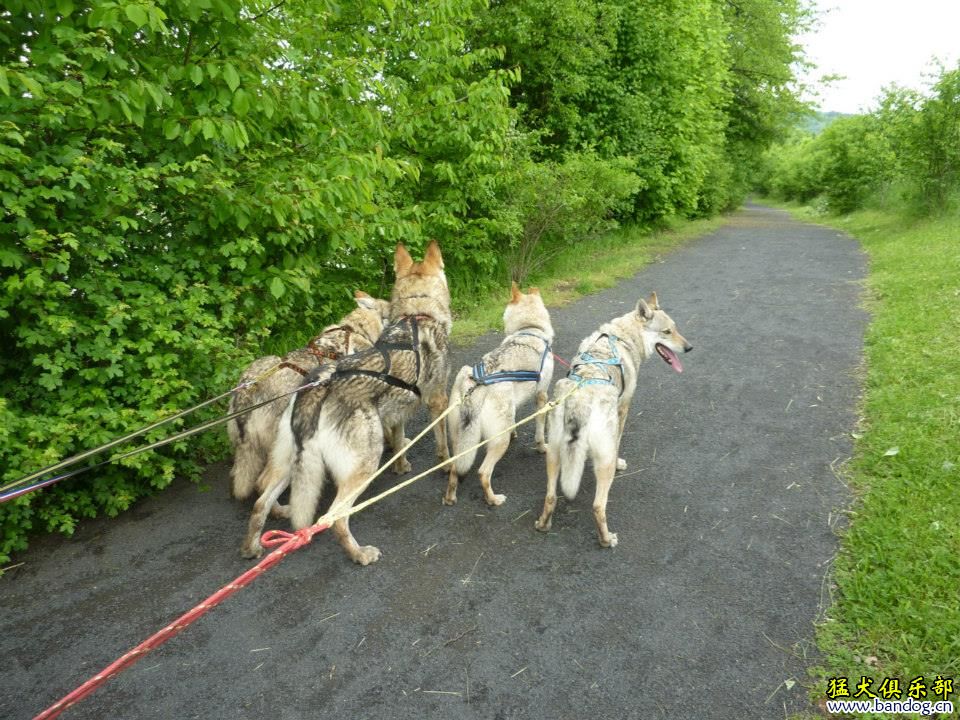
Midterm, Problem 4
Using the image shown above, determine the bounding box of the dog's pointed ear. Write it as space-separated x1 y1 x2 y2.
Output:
647 291 660 310
423 240 444 270
510 281 522 303
636 297 654 320
354 289 377 310
529 286 541 296
395 243 413 277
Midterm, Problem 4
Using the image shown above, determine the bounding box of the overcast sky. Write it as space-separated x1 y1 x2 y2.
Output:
797 0 960 114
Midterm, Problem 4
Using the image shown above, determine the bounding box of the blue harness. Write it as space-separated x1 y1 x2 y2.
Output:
471 332 551 385
567 333 624 393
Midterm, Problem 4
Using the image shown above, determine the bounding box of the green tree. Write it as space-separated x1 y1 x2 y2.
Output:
720 0 812 205
877 66 960 212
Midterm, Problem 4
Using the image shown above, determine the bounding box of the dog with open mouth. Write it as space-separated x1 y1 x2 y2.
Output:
535 292 692 547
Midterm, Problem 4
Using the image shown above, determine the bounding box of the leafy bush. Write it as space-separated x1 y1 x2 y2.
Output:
496 152 641 283
877 68 960 213
759 63 960 215
0 0 513 561
815 115 894 212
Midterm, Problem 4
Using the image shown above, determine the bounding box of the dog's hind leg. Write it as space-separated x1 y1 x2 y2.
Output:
386 422 412 474
534 389 549 453
328 472 382 566
426 389 451 462
535 443 560 531
230 441 265 501
592 459 618 548
615 399 630 471
477 430 510 506
535 402 564 531
240 463 291 559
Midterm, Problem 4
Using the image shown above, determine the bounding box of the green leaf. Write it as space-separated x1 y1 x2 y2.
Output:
163 119 181 139
201 117 217 140
125 4 148 27
269 277 285 299
0 68 8 97
222 63 240 92
232 88 250 116
189 65 203 86
16 72 44 99
56 0 75 15
144 82 165 108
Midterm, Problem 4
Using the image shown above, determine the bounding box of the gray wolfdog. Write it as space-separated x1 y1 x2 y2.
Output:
535 293 692 547
227 290 389 502
444 283 554 507
241 242 451 564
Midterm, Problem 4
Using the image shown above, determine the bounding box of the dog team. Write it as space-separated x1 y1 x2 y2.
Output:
229 241 692 565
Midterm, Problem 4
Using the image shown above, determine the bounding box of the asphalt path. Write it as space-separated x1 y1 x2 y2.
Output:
1 203 867 719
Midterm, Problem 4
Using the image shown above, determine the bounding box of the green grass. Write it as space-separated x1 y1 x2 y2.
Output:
775 201 960 711
448 214 727 344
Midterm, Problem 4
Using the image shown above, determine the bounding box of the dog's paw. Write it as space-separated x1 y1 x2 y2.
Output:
511 430 519 440
616 458 627 471
536 442 548 454
600 532 619 548
354 545 382 566
392 457 412 474
240 541 264 559
485 493 506 507
442 492 457 506
534 517 552 532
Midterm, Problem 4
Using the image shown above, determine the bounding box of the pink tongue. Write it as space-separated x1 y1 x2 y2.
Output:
658 344 683 373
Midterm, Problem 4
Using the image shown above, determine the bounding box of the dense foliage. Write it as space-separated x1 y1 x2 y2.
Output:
758 64 960 215
1 0 806 560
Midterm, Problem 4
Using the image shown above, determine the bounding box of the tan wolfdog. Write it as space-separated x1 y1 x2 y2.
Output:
227 290 390 502
535 293 692 547
444 283 554 506
241 242 451 564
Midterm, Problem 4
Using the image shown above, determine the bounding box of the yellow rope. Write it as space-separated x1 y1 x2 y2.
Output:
314 380 583 528
317 399 462 522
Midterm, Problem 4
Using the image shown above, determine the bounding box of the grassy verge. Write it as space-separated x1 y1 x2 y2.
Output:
774 201 960 711
448 214 727 344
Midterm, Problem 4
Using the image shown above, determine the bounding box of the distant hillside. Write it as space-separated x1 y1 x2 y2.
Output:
800 111 851 134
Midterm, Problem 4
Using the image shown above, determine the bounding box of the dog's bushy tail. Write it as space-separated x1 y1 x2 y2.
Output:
559 411 588 500
284 394 329 530
448 366 482 477
289 456 327 530
546 380 589 501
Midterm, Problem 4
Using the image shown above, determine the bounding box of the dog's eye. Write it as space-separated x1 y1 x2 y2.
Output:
663 329 673 335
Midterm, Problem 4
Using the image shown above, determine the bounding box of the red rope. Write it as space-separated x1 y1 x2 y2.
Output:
32 524 329 720
551 352 572 369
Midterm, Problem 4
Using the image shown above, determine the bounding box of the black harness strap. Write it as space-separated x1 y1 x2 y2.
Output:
330 315 425 397
471 331 551 385
330 368 422 397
